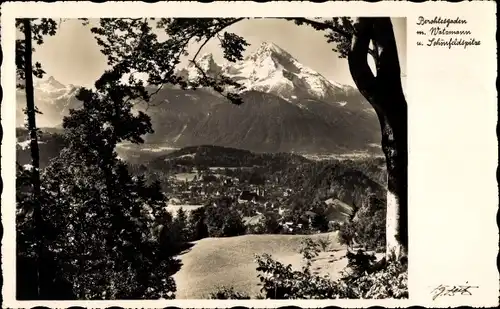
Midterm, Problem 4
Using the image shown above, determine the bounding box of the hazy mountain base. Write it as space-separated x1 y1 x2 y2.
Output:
139 87 382 154
17 83 381 154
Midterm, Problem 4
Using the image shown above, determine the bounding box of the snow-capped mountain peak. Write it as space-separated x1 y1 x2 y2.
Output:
36 76 67 93
16 76 82 127
192 53 218 69
246 41 295 63
219 41 348 102
186 53 222 81
177 42 358 105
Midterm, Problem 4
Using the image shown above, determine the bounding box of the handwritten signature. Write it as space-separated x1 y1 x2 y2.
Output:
431 283 479 300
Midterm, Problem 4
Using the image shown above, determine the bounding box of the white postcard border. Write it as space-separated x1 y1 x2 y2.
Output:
1 1 498 308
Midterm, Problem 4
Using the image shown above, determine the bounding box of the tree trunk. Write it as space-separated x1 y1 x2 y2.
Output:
348 17 408 261
23 18 44 297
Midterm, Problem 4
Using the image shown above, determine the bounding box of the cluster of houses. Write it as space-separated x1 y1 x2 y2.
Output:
242 208 320 234
166 169 347 234
167 170 272 205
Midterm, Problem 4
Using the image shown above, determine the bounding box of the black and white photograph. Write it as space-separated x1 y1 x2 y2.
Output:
13 15 408 300
2 1 497 306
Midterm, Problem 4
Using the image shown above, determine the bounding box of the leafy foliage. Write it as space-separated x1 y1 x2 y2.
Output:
287 17 355 58
187 206 209 241
16 32 178 298
275 158 386 204
88 18 249 105
339 195 386 251
16 18 59 86
262 211 282 234
208 286 251 299
37 152 176 299
255 239 339 299
311 208 330 233
255 239 407 299
204 202 247 238
316 235 332 252
340 250 408 299
86 17 364 107
174 207 189 242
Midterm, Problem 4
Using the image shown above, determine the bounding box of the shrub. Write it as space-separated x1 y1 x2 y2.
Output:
338 195 386 251
299 238 320 267
187 207 209 241
203 204 247 237
338 254 408 299
17 152 178 300
345 249 377 276
254 238 408 299
255 238 340 299
263 211 282 234
338 221 356 247
329 221 343 232
316 235 332 252
311 209 329 233
208 286 250 299
255 253 340 299
221 210 247 237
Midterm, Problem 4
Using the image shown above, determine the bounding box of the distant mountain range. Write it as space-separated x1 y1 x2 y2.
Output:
16 76 81 128
17 41 382 155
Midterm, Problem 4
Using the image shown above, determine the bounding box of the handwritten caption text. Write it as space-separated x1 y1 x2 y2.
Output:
416 16 481 49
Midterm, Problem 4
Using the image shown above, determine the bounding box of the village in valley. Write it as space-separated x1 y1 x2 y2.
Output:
162 161 353 235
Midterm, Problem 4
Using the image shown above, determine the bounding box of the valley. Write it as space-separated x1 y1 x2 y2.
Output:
17 128 388 298
16 40 390 300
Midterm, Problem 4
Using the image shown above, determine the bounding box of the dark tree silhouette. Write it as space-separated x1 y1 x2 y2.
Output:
21 19 43 297
16 18 179 299
16 17 59 297
347 18 407 260
277 17 406 260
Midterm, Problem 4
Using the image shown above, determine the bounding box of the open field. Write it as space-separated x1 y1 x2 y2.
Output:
173 232 349 299
173 173 197 182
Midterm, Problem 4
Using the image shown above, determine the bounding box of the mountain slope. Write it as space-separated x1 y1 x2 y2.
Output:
141 87 380 153
17 42 382 155
173 232 343 299
147 42 381 153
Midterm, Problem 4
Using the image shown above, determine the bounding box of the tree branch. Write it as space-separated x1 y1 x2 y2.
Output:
371 17 402 84
347 18 377 100
142 18 246 107
286 17 353 38
191 18 245 62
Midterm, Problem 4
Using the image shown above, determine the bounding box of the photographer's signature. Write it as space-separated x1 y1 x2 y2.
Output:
431 283 479 300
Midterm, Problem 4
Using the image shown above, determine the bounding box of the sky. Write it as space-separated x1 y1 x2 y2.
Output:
27 18 407 88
